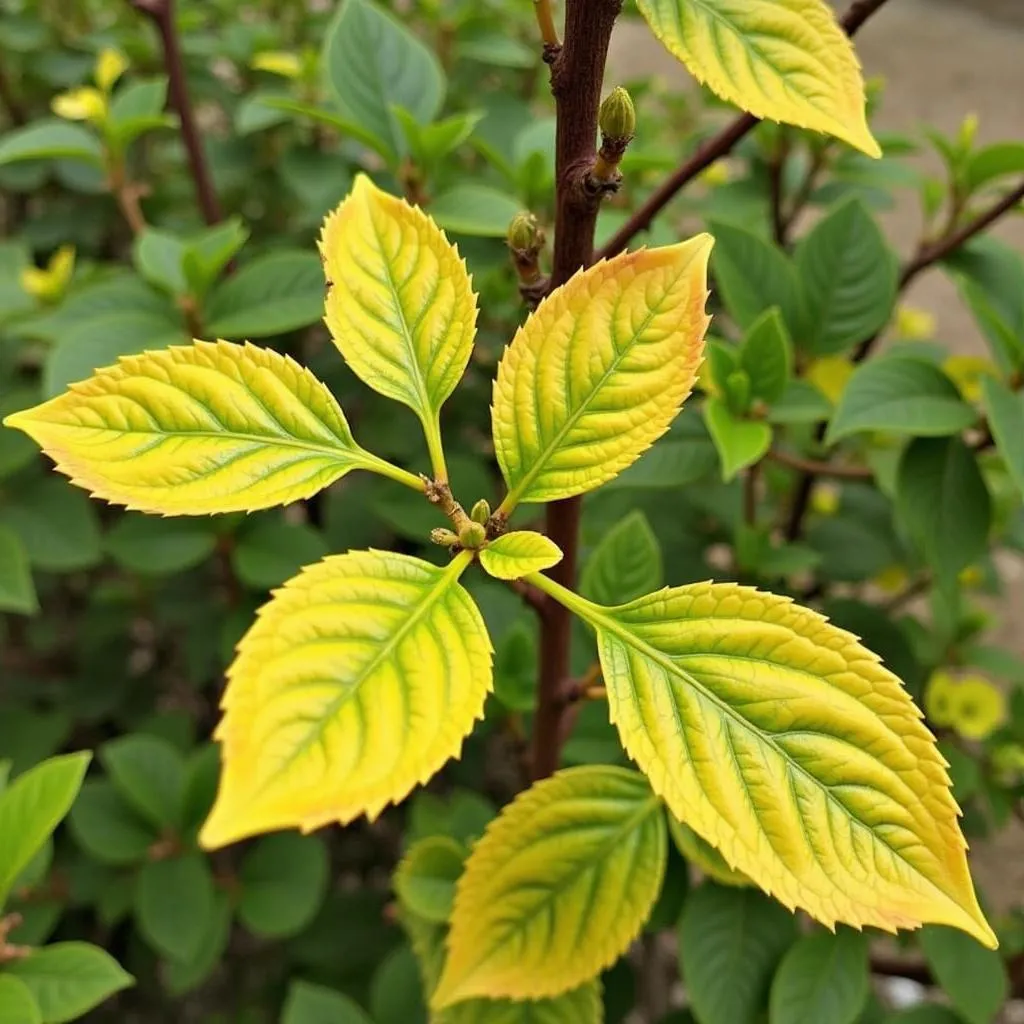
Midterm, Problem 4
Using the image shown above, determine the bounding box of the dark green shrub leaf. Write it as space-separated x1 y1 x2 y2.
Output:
429 185 522 238
0 478 102 572
232 519 329 590
134 853 216 963
0 753 89 907
827 357 976 442
493 623 537 712
967 141 1024 192
6 942 133 1023
204 250 324 337
604 438 719 490
981 376 1024 498
919 926 1008 1024
679 883 797 1024
394 836 466 924
897 436 992 584
740 308 792 405
131 228 188 296
281 980 374 1024
68 781 155 866
104 515 217 575
370 944 428 1024
795 198 897 355
581 510 663 606
100 735 186 831
0 121 103 167
704 397 772 480
0 524 37 615
883 1009 964 1024
238 833 329 938
164 891 232 996
107 78 173 147
769 930 869 1024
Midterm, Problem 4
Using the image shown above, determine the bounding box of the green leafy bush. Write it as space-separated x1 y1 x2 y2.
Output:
2 0 1024 1021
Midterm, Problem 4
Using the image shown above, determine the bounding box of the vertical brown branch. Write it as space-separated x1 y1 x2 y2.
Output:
531 0 623 782
130 0 223 225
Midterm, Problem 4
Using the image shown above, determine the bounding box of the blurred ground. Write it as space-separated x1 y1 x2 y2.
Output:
609 0 1024 930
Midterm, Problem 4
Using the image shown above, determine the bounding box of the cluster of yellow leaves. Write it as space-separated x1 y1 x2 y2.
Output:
20 246 75 304
925 670 1007 741
52 47 127 126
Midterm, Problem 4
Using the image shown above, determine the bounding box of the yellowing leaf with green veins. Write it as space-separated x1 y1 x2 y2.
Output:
436 981 603 1024
200 549 491 849
492 239 711 509
432 766 666 1007
321 175 478 470
636 0 880 157
669 815 751 888
479 531 562 581
2 341 418 516
530 576 995 948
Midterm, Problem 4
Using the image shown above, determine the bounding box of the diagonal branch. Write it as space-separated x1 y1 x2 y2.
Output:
595 0 892 261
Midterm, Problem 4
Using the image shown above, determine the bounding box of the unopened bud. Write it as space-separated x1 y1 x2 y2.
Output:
458 521 487 550
507 212 542 254
470 499 491 525
430 528 460 547
599 87 635 142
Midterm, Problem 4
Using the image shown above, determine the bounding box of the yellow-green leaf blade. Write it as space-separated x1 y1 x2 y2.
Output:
321 174 478 426
436 982 603 1024
636 0 880 157
432 765 666 1007
587 582 994 947
668 815 751 888
493 239 711 508
200 550 492 848
479 531 562 581
2 341 395 516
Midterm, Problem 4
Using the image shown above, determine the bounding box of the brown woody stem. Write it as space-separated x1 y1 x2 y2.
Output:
130 0 223 225
531 0 623 782
595 0 891 260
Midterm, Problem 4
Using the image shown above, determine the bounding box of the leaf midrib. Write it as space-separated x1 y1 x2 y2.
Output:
590 604 955 901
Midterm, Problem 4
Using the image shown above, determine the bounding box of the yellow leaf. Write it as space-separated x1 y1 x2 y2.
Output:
3 341 419 516
668 816 751 888
251 50 302 78
492 239 711 509
636 0 880 157
478 531 562 581
200 549 492 848
52 86 107 123
926 671 1006 741
436 983 603 1024
95 47 129 93
321 175 478 475
942 355 999 404
432 766 666 1007
895 305 937 341
20 245 76 303
527 575 996 948
806 355 854 406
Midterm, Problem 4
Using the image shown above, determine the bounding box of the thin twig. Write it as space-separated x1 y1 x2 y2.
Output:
595 0 892 260
532 0 560 51
507 578 549 618
768 448 873 480
768 133 789 247
743 462 760 526
130 0 223 225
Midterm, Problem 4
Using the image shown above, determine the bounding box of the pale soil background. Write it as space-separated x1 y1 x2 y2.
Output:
609 0 1024 1010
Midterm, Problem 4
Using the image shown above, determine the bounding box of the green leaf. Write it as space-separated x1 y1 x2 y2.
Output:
262 97 389 157
0 478 101 572
182 218 249 298
282 980 374 1024
795 198 897 355
478 531 563 582
433 766 667 1006
107 78 173 147
493 623 537 713
437 983 603 1024
394 836 466 924
322 0 445 163
581 511 663 606
919 926 1008 1024
0 120 103 167
238 833 329 939
882 1009 964 1024
164 891 232 996
232 519 329 590
981 376 1024 499
100 735 186 830
0 752 89 908
966 142 1024 192
0 976 41 1024
766 380 833 425
769 930 870 1024
204 250 324 338
827 357 977 442
429 185 523 238
897 437 991 584
68 781 156 865
134 853 216 962
704 397 771 480
132 228 188 296
0 524 38 615
740 308 792 405
707 219 801 334
7 943 133 1024
0 242 34 324
370 944 428 1024
679 883 797 1024
105 515 217 575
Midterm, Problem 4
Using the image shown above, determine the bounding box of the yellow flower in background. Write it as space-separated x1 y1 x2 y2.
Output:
811 483 840 517
251 50 303 78
52 86 107 124
958 564 984 589
942 355 999 403
20 246 76 304
873 564 909 594
95 47 128 93
894 305 936 341
925 671 1006 740
698 162 730 187
806 355 854 405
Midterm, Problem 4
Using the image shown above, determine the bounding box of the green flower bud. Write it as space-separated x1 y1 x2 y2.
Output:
458 521 487 550
470 499 491 525
599 87 635 141
507 212 542 253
